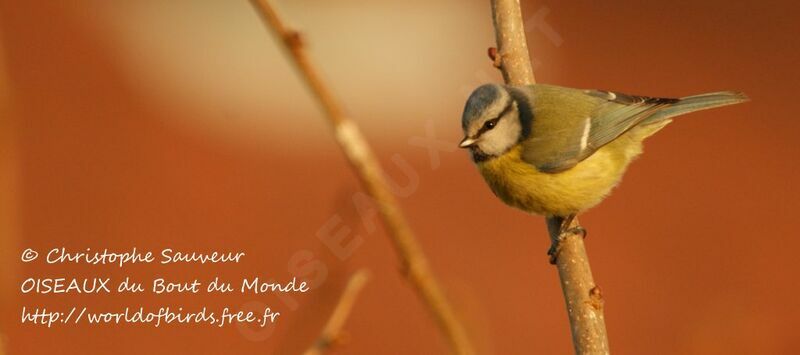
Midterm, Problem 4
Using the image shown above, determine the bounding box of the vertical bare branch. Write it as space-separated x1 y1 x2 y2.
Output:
546 217 609 354
490 1 610 354
248 1 474 354
304 269 370 355
490 0 536 85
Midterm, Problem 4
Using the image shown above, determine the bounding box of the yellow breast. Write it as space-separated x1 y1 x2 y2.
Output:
476 132 647 216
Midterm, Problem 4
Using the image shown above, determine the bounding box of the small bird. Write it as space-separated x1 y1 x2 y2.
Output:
460 83 747 255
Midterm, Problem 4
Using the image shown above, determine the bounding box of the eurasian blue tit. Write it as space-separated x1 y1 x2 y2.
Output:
459 83 747 230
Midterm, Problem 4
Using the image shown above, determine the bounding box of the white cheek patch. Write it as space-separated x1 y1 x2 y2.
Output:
477 116 522 156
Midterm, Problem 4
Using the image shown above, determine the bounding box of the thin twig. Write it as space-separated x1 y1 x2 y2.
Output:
249 2 474 354
304 269 370 355
489 1 610 354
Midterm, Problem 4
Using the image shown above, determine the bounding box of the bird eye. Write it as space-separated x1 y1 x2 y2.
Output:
484 119 498 130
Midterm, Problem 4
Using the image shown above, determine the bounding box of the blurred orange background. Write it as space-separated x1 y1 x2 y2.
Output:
1 0 798 354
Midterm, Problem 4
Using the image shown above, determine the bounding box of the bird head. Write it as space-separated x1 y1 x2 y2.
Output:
460 84 523 161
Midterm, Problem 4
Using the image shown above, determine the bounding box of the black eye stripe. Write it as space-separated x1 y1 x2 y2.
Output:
476 101 513 137
476 118 498 136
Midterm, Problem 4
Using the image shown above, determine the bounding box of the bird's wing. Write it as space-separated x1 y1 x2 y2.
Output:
519 86 677 173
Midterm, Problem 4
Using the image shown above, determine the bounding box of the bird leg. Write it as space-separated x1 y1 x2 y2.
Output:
547 214 587 264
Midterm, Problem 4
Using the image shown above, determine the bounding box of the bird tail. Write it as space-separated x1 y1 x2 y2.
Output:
645 91 749 123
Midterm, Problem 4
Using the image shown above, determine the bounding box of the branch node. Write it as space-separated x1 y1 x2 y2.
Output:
285 30 304 48
487 47 502 68
315 330 351 351
589 285 604 311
